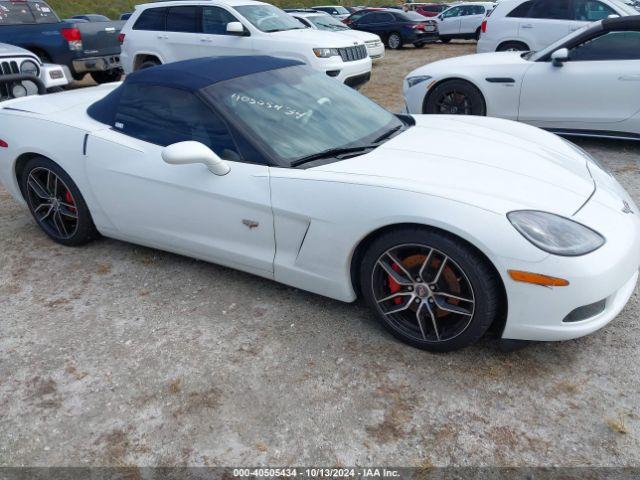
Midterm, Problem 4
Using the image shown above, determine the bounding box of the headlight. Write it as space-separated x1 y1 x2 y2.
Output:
508 210 605 256
313 48 340 58
562 138 611 176
20 60 39 77
406 75 432 88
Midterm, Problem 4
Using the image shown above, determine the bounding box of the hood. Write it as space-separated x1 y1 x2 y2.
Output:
0 42 34 58
408 51 528 76
332 29 380 42
313 115 595 215
269 28 365 47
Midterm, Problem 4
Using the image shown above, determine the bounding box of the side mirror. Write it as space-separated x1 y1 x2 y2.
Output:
162 141 230 176
551 48 569 67
226 21 246 35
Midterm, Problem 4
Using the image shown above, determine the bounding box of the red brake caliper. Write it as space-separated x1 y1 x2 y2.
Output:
64 190 76 212
388 264 403 304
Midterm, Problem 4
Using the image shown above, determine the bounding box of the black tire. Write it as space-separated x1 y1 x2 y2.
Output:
139 59 161 70
424 79 486 116
439 37 451 43
496 41 529 52
413 42 426 48
90 69 123 84
475 27 481 41
20 156 99 247
360 227 501 352
387 32 403 49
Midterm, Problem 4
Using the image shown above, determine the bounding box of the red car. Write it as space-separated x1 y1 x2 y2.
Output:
413 3 449 17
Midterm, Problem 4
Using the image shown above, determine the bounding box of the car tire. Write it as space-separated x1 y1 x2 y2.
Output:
387 32 403 49
475 27 481 41
360 227 501 352
20 156 99 247
424 79 486 116
439 37 451 43
90 69 123 84
139 59 161 70
413 42 425 48
496 41 529 52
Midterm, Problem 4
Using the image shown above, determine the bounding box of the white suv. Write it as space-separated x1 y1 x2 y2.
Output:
435 2 496 42
477 0 637 52
120 0 372 88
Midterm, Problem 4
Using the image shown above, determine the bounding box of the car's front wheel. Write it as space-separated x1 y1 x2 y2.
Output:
360 227 501 352
387 32 403 49
20 156 99 246
90 69 123 84
496 41 529 52
424 79 486 116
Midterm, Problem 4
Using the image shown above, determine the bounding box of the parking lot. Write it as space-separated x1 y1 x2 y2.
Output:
1 41 640 467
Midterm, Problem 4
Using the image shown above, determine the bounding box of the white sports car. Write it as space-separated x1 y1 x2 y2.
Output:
404 16 640 141
0 56 638 352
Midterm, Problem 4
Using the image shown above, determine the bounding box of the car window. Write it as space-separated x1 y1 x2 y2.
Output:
308 14 349 30
166 6 200 33
569 30 640 60
381 12 396 21
114 84 240 161
442 6 462 18
528 0 572 20
399 11 425 20
29 2 57 23
573 0 617 21
0 1 35 24
203 6 239 34
507 1 534 17
357 12 375 23
133 7 167 31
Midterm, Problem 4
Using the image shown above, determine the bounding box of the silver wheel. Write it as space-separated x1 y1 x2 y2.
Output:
388 33 401 49
371 244 476 343
25 167 79 240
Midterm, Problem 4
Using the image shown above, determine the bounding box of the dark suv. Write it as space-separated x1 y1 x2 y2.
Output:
349 10 438 49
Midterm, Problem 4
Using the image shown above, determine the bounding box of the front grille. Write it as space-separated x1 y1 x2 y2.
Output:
0 60 20 99
338 44 368 62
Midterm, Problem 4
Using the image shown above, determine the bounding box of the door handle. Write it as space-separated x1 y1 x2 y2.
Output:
200 37 212 42
619 74 640 81
157 34 168 39
521 24 533 29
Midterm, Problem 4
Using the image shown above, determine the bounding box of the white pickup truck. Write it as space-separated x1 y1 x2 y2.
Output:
119 0 373 88
0 43 69 101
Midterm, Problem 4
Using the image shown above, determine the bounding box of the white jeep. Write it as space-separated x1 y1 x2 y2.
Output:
119 0 372 88
0 43 69 100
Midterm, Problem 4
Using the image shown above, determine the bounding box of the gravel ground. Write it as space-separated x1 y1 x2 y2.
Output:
1 42 640 468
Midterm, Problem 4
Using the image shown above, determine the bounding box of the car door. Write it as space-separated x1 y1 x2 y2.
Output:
353 12 383 34
199 6 254 56
459 5 485 34
163 5 203 62
518 0 573 50
85 83 275 276
518 30 640 126
437 6 462 35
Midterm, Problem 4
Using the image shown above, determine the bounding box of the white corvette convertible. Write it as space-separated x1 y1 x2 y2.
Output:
404 16 640 141
0 56 639 352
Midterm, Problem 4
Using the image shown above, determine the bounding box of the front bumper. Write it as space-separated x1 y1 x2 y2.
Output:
72 55 121 73
501 183 640 342
40 64 70 89
365 42 385 60
322 57 372 87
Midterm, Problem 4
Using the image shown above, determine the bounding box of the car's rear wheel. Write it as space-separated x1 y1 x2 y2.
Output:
360 228 500 352
439 37 451 43
90 69 123 84
496 41 529 52
424 79 486 116
139 59 161 70
21 156 98 246
387 32 403 49
413 42 425 48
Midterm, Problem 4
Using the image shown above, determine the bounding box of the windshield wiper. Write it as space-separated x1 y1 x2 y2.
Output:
372 124 404 144
290 145 373 167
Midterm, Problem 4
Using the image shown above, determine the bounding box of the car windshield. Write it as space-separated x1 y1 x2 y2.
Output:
234 4 304 32
308 14 349 30
204 66 405 167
